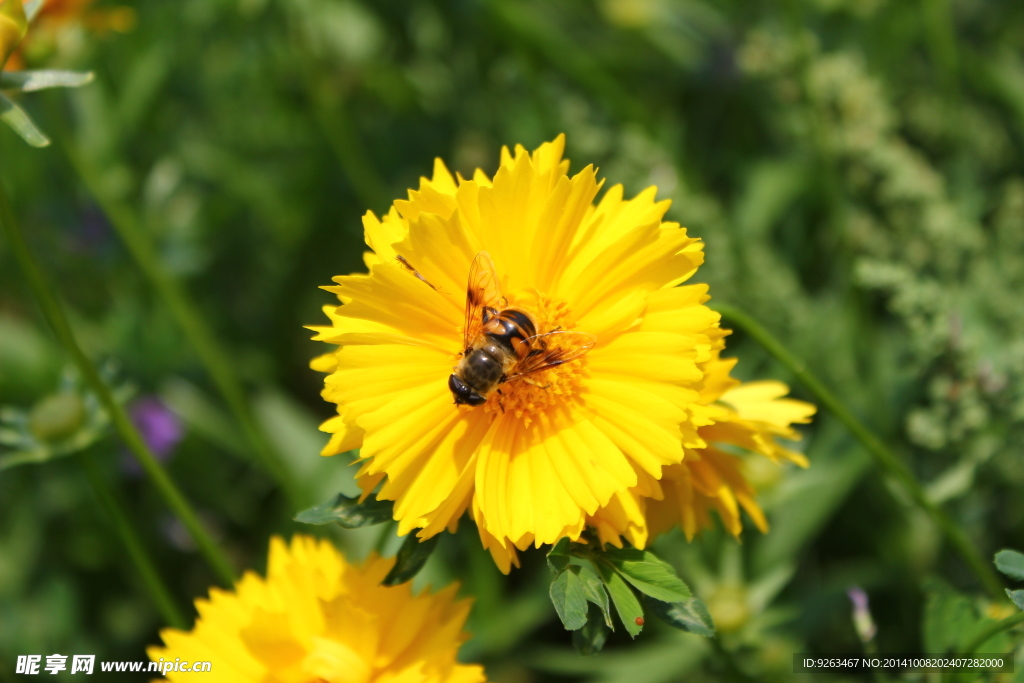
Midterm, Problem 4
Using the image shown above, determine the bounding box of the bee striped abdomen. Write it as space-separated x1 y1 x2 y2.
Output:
486 309 537 357
450 253 595 407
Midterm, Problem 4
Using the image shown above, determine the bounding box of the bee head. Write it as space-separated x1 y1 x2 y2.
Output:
449 374 487 407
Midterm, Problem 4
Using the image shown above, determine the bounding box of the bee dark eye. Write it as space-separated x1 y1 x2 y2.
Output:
449 374 489 407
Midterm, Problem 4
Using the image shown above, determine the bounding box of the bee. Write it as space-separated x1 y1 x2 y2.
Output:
448 252 596 407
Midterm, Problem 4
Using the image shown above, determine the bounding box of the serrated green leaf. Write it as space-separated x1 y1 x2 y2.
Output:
0 92 49 147
598 563 644 637
995 549 1024 581
547 536 571 575
645 595 716 637
550 567 589 631
382 533 440 586
605 547 691 603
1008 589 1024 611
572 603 610 656
293 492 393 528
573 564 613 628
0 70 94 92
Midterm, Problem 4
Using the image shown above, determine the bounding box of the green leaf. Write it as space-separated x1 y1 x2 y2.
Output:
644 595 716 637
605 547 691 603
0 92 49 147
0 447 50 471
572 603 610 656
382 533 440 586
922 579 981 653
598 563 644 637
0 70 94 92
549 567 589 631
995 549 1024 581
293 492 393 528
547 536 571 575
576 565 613 629
1008 589 1024 611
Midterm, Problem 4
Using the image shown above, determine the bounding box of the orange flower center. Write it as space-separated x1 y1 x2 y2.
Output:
479 291 590 426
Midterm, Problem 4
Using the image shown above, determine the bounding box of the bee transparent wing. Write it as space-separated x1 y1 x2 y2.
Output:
463 251 503 352
507 331 597 379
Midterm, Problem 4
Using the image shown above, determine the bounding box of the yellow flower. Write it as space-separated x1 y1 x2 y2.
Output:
3 0 134 71
147 535 485 683
587 337 816 550
312 134 729 571
0 0 27 68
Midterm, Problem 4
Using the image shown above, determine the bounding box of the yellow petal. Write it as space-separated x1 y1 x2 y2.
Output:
721 380 817 429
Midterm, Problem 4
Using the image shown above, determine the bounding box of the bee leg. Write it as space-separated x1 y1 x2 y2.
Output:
395 255 439 291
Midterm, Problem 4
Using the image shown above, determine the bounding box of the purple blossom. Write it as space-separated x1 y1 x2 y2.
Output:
847 586 877 642
121 396 184 476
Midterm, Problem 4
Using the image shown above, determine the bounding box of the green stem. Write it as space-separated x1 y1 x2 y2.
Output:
782 0 845 237
373 520 397 554
302 72 390 214
80 451 188 629
921 0 961 101
0 173 236 587
57 142 301 509
709 638 759 683
487 0 650 128
965 611 1024 653
712 303 1004 599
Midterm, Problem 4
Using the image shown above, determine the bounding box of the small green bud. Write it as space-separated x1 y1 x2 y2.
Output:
706 583 750 633
29 392 86 442
0 0 28 68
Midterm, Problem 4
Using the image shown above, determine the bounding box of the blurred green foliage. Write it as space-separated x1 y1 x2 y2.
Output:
2 0 1024 680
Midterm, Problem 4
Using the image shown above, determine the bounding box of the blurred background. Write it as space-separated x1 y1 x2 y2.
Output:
2 0 1024 680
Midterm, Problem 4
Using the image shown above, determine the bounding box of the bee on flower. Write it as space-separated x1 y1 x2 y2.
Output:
311 135 814 571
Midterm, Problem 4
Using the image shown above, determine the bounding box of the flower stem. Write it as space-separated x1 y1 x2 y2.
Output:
301 69 390 214
965 610 1024 653
373 520 397 554
712 303 1004 599
57 141 302 509
0 173 236 587
80 451 188 629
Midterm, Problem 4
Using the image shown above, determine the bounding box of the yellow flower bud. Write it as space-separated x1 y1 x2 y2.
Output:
0 0 28 68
